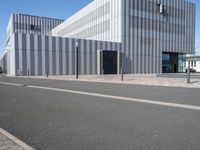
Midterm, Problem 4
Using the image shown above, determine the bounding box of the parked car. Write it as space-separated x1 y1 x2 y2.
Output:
185 68 196 73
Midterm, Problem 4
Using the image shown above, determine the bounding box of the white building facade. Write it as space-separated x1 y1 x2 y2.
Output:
186 55 200 72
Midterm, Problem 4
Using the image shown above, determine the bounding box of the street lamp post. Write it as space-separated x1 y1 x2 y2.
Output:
76 40 79 79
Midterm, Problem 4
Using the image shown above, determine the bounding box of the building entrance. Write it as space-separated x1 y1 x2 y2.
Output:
97 50 119 74
162 52 178 73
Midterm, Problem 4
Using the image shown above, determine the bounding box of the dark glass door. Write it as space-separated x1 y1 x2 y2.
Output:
162 52 178 73
103 51 118 74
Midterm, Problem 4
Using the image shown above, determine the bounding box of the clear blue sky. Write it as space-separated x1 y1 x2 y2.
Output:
0 0 199 55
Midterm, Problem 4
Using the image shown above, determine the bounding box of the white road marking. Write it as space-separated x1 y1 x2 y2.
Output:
0 82 23 87
0 81 200 111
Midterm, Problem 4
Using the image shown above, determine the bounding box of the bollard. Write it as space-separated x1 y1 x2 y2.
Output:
121 67 124 81
46 68 49 78
187 66 190 84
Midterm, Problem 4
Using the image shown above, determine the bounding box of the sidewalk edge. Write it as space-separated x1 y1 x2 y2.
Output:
0 128 35 150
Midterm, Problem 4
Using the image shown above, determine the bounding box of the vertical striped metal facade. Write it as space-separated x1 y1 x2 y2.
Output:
13 33 121 76
51 0 195 74
3 0 195 76
10 14 64 36
51 0 122 43
5 14 64 76
122 0 195 74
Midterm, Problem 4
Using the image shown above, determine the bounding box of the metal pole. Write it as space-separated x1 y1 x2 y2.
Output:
46 68 49 78
76 42 79 79
121 52 124 81
121 67 123 81
187 63 190 84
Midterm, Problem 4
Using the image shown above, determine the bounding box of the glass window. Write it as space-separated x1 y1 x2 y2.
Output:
178 53 186 73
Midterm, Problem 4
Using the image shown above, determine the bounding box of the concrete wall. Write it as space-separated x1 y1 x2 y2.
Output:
10 33 121 76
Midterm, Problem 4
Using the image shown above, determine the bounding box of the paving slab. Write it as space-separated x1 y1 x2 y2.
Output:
0 128 34 150
14 74 200 88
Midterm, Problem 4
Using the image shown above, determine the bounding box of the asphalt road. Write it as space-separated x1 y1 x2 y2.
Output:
0 75 200 150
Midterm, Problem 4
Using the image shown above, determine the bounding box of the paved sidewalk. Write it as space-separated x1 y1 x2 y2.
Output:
16 74 200 88
0 128 34 150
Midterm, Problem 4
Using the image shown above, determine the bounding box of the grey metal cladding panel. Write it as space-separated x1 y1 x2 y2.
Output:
55 37 59 75
12 14 15 32
52 37 56 75
88 40 93 74
59 37 63 75
192 3 196 53
68 38 72 75
78 39 82 75
91 41 95 75
41 35 46 75
26 34 30 75
72 38 76 75
45 36 49 75
82 39 86 75
19 15 21 33
15 33 19 73
93 41 98 74
86 40 90 75
30 34 35 75
61 38 65 75
97 41 101 50
48 37 52 75
65 38 69 75
121 0 125 55
127 0 194 73
38 35 42 75
78 40 84 74
22 33 27 75
83 39 87 75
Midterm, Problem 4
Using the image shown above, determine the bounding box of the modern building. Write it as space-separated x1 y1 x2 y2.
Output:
0 0 196 76
5 14 64 75
0 51 7 73
186 55 200 72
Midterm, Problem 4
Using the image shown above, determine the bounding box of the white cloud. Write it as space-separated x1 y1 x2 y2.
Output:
195 40 200 43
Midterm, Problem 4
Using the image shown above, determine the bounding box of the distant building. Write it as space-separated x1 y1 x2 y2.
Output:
186 55 200 72
0 0 196 76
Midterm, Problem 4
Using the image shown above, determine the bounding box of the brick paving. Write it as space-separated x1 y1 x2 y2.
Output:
0 132 24 150
0 128 34 150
